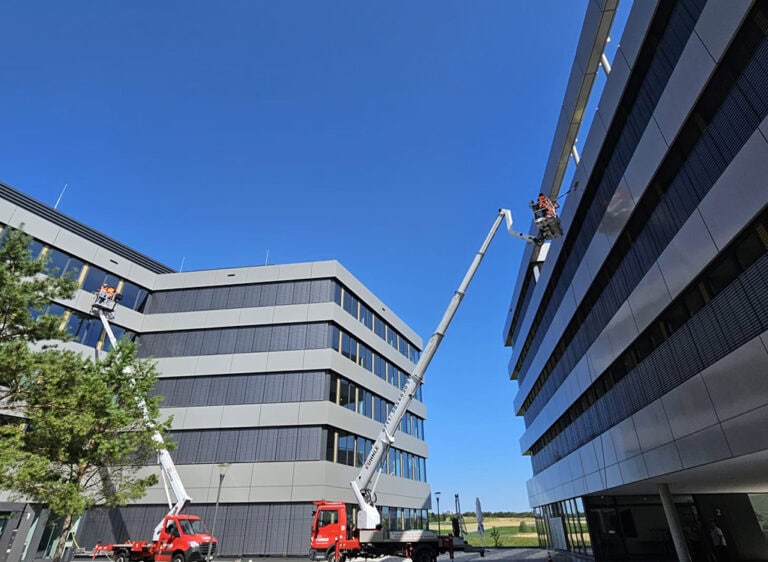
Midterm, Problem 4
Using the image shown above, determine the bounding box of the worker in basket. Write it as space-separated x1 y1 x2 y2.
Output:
537 193 559 218
95 284 117 308
530 193 563 244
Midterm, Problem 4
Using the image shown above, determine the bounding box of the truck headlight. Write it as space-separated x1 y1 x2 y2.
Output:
188 542 199 548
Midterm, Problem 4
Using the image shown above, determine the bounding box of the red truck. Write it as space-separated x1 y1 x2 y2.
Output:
309 211 516 562
310 501 457 562
93 514 216 562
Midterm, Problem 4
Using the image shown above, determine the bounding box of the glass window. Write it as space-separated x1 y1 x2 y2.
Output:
707 256 740 296
120 281 145 311
45 303 66 318
664 302 689 335
43 248 70 277
66 312 87 340
374 354 386 379
341 333 352 361
387 327 398 349
82 318 103 348
374 316 386 338
28 240 44 260
63 257 84 281
683 285 706 317
339 379 353 410
389 450 400 477
338 432 354 466
374 397 387 424
102 325 127 352
359 345 372 371
359 304 372 329
735 230 766 270
334 283 342 306
388 365 399 387
82 265 107 293
402 453 412 479
343 292 359 319
330 326 340 352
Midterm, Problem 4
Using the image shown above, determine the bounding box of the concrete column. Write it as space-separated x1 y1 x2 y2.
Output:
658 483 691 562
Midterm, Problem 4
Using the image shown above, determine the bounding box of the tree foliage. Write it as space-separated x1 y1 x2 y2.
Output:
0 227 77 403
0 226 170 561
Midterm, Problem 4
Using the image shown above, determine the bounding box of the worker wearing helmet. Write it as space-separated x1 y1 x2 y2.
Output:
537 193 558 218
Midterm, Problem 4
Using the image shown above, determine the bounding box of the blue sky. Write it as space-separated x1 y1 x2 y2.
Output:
1 1 629 512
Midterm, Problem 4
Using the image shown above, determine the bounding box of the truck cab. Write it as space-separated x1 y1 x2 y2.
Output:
153 515 216 562
310 502 351 560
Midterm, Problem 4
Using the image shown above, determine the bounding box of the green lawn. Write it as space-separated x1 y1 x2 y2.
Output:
462 525 539 548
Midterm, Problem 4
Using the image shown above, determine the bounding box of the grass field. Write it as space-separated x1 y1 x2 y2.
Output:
449 517 539 548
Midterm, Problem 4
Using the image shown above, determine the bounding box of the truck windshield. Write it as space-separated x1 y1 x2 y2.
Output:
179 519 208 535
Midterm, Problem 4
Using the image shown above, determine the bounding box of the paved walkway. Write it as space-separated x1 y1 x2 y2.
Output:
436 550 583 561
223 550 587 562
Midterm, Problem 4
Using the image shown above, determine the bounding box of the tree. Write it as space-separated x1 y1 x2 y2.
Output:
1 342 169 562
0 226 78 403
0 226 170 562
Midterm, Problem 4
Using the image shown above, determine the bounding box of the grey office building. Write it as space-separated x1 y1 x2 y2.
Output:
506 0 768 560
0 183 430 559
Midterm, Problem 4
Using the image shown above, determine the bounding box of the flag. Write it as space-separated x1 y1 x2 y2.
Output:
475 497 484 536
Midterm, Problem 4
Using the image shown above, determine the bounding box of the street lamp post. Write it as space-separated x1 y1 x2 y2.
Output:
435 492 442 535
207 463 231 562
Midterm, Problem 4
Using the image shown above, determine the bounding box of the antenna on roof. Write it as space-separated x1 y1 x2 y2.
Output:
265 249 269 266
54 184 68 210
179 256 186 272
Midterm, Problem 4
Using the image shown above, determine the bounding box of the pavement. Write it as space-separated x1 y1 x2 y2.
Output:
221 550 586 562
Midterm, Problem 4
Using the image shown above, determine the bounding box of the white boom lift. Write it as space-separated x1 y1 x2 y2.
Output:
351 208 539 530
92 287 192 542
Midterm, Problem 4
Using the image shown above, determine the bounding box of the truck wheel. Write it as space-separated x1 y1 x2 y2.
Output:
114 551 129 562
412 546 432 562
172 553 185 562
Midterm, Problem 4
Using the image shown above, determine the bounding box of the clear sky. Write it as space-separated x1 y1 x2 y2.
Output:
1 1 630 512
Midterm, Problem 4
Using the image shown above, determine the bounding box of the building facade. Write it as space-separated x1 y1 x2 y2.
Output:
506 1 768 560
0 183 431 559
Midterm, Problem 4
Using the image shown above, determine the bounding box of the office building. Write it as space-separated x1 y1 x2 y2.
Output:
506 0 768 560
0 182 430 559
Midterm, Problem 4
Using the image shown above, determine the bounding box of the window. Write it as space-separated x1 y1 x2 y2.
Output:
43 248 70 277
119 281 148 311
387 328 398 349
319 510 338 526
707 256 741 295
339 379 354 411
82 265 107 293
343 292 359 319
360 304 373 329
374 317 386 338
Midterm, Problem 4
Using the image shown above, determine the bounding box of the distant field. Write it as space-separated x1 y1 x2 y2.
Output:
449 517 539 548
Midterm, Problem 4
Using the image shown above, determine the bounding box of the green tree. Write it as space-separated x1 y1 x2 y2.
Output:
0 340 170 562
0 226 170 562
0 226 78 403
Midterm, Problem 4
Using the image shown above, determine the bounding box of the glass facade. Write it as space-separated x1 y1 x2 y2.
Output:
325 428 427 482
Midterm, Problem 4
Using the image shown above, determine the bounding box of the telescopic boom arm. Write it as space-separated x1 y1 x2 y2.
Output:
92 288 192 542
351 208 522 530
